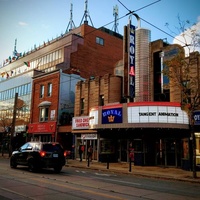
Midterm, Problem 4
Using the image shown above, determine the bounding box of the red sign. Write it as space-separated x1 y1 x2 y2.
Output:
28 122 56 133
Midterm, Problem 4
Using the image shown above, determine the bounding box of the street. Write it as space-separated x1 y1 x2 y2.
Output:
0 158 200 200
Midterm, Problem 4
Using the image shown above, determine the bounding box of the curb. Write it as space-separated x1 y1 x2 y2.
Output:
65 163 200 184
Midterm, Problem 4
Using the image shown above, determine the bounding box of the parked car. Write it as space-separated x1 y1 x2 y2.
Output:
10 141 67 173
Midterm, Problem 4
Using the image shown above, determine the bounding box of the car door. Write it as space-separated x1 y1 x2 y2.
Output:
18 143 33 165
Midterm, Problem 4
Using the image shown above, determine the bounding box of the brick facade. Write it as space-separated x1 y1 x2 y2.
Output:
30 70 60 123
74 74 122 116
68 25 123 79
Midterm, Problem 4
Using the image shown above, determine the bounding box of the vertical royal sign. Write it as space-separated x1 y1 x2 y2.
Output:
129 24 136 98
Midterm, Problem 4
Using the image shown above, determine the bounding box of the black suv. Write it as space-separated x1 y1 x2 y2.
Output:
10 142 66 173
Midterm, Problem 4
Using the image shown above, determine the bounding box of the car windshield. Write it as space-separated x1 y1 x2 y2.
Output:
42 144 63 152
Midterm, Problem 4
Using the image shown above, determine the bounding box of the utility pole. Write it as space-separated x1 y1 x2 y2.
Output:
9 92 18 157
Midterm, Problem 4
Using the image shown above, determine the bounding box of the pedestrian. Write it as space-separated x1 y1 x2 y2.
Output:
87 145 93 162
128 142 134 162
79 144 84 162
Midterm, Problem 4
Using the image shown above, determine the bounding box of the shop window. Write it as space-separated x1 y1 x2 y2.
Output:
134 139 143 152
39 107 49 122
100 139 114 154
40 85 44 98
195 133 200 165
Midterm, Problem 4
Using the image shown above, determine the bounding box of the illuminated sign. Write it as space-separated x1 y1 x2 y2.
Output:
102 108 122 124
128 106 189 124
72 116 89 129
193 111 200 125
129 24 136 98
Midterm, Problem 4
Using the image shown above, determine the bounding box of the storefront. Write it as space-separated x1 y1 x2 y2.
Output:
194 110 200 169
87 102 190 167
72 116 98 161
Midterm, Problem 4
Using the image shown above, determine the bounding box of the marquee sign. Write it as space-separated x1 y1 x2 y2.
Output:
128 105 188 124
102 107 123 124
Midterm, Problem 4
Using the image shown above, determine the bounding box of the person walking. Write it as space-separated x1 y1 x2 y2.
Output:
79 144 84 162
87 145 93 162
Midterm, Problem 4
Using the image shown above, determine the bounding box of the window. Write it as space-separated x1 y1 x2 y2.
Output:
80 98 85 114
96 37 104 45
39 107 49 122
182 80 191 104
47 83 52 97
99 95 104 106
40 85 44 98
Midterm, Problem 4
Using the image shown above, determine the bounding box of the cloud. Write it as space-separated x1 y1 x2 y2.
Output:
18 21 28 26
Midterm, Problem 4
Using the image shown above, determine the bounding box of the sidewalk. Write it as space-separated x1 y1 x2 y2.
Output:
65 159 200 184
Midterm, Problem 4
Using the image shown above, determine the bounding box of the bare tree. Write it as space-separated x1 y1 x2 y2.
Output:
0 112 12 156
163 17 200 178
0 95 30 156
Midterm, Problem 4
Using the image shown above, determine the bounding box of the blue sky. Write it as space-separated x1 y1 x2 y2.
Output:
0 0 199 64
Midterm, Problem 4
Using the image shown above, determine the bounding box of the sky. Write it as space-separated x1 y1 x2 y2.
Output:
0 0 199 65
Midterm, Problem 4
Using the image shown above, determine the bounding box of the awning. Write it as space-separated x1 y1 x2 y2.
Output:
72 130 97 134
38 101 51 107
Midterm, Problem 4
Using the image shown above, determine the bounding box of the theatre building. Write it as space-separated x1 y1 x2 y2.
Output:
72 20 200 169
72 74 190 168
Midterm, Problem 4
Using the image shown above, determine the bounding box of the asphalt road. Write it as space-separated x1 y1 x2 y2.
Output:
0 158 200 200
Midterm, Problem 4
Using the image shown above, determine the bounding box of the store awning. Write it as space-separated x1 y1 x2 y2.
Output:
72 130 97 134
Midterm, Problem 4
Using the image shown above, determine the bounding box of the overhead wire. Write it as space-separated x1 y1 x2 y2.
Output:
1 0 195 103
118 0 191 46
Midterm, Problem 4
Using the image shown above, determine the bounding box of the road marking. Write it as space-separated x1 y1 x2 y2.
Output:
1 187 33 199
94 176 141 186
76 170 86 173
95 172 111 176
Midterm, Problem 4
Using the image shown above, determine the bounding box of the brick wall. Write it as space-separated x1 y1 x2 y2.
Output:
74 74 122 116
70 24 123 79
31 71 60 123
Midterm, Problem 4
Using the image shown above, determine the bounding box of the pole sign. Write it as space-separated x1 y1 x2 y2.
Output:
193 111 200 125
129 24 136 98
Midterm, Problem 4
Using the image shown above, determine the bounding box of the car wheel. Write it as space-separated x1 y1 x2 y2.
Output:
10 157 17 168
28 159 36 172
54 165 62 173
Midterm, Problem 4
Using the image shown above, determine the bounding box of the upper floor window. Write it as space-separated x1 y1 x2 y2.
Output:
47 83 52 97
99 95 104 106
40 85 44 98
80 98 85 115
96 37 104 46
39 107 49 122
